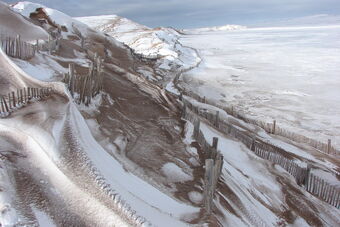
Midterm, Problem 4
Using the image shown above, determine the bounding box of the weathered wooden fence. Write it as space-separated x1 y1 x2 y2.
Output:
183 106 224 214
180 90 339 156
62 54 103 106
0 87 52 118
0 34 36 60
182 101 340 209
0 33 61 59
305 173 340 208
36 35 61 54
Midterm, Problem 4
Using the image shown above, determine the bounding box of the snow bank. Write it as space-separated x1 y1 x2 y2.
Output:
161 162 193 182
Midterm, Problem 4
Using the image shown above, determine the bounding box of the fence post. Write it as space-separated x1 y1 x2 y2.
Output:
215 111 219 128
23 87 27 103
0 97 5 113
212 137 218 150
16 89 20 105
68 63 75 97
16 35 21 58
272 120 276 134
250 138 255 151
11 91 16 107
2 97 9 113
193 119 200 139
214 153 223 185
327 139 331 154
304 164 312 189
204 159 214 215
36 39 39 53
7 93 12 109
20 89 23 103
81 37 84 48
182 103 187 118
48 35 52 54
80 76 89 105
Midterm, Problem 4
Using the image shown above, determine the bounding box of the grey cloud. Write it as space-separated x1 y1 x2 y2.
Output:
3 0 340 28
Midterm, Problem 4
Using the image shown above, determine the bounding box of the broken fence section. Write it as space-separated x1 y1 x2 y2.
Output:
184 105 224 215
62 54 103 106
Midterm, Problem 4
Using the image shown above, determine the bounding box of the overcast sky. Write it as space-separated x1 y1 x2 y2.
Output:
4 0 340 28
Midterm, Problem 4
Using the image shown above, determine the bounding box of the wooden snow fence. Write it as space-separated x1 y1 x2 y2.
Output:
36 35 61 54
305 173 340 208
179 90 339 156
182 100 340 209
183 104 224 215
62 54 103 106
0 34 36 60
0 87 52 118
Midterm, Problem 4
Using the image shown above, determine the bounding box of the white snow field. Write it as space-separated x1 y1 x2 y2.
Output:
179 24 340 150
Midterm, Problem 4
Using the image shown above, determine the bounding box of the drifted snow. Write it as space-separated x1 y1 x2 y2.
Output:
0 164 19 226
161 162 193 182
69 104 199 226
31 207 56 227
12 54 67 81
188 191 203 204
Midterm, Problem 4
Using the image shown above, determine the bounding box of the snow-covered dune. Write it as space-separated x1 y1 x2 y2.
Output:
12 1 93 39
76 15 201 76
0 1 48 41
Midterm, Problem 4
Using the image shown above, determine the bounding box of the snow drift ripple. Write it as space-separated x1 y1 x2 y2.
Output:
64 116 150 226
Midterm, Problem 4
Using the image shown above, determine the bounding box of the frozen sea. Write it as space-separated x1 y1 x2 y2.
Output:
180 25 340 149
